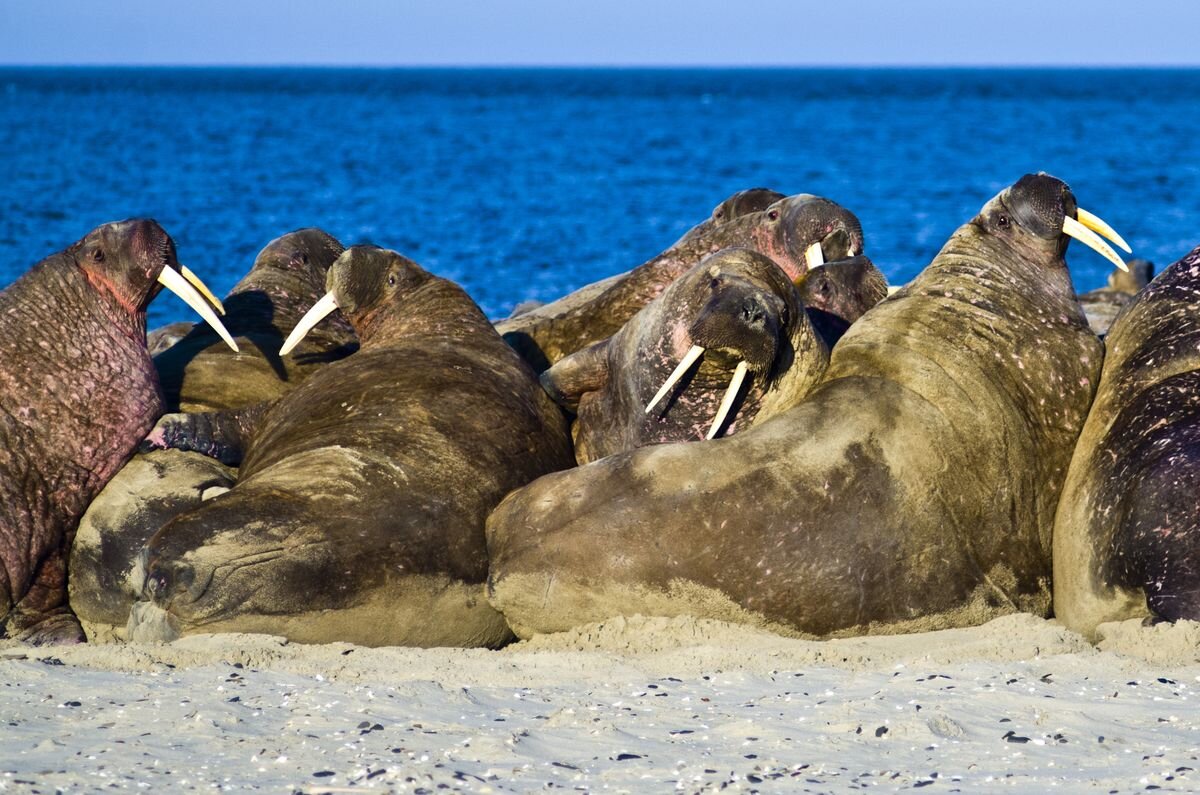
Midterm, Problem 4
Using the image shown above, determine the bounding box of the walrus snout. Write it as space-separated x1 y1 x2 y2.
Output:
142 555 203 610
1008 173 1075 240
688 284 785 374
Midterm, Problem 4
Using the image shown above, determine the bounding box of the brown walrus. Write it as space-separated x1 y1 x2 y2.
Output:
154 228 357 412
485 174 1128 640
541 248 829 465
0 219 234 644
129 245 573 647
1053 246 1200 638
497 193 864 371
671 188 786 246
796 255 890 348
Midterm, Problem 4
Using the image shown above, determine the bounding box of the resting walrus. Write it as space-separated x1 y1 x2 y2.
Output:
498 193 863 370
541 248 829 464
486 173 1128 640
1053 246 1200 638
0 219 234 643
129 245 573 647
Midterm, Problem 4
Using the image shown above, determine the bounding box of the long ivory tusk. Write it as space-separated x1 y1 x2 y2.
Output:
1062 216 1128 273
805 241 824 270
157 267 239 352
279 292 339 355
1076 208 1132 254
706 360 750 440
180 265 226 315
645 344 705 414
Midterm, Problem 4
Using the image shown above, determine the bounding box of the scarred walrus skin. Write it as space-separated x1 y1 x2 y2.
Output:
154 228 357 412
0 220 235 644
541 248 829 465
128 245 574 647
486 174 1129 640
497 193 864 371
1053 246 1200 638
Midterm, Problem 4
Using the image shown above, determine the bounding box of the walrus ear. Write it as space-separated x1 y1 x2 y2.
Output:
540 340 610 412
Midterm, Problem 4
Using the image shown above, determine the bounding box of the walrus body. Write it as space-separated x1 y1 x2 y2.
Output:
486 175 1106 640
1054 247 1200 637
154 228 356 412
129 246 573 647
542 248 829 464
0 220 231 643
498 193 863 370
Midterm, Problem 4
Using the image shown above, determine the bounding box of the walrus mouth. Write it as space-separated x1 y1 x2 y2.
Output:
644 344 751 440
1062 209 1132 271
279 291 339 355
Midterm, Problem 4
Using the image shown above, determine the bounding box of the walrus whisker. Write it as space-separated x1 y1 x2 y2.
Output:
805 241 824 271
645 344 705 414
157 267 239 352
1076 208 1132 254
179 265 226 315
1063 215 1128 272
706 360 749 440
280 291 340 355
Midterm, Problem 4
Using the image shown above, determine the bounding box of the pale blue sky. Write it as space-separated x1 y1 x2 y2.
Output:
1 0 1196 66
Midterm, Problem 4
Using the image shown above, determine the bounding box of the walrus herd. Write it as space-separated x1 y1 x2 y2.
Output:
2 173 1193 649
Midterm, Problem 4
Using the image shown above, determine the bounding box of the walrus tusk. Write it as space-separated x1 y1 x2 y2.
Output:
645 344 705 414
805 241 824 271
1063 215 1128 272
157 267 239 352
279 291 339 356
179 265 226 315
706 360 750 440
1075 208 1132 254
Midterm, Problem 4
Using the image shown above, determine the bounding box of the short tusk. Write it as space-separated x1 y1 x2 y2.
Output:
157 267 239 352
805 241 824 271
1062 216 1128 273
1076 207 1132 254
645 344 705 414
180 265 226 315
279 292 339 355
706 360 750 440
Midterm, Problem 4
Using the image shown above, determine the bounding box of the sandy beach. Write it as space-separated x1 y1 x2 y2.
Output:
3 613 1199 793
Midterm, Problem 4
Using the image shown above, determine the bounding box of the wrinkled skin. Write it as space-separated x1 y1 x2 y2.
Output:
672 188 786 246
498 193 864 371
0 220 186 643
154 228 357 412
130 246 574 647
542 248 829 465
797 256 889 348
1054 248 1200 638
1076 258 1154 338
487 174 1102 640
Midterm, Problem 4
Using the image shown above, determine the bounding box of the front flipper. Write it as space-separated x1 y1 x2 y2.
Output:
539 339 611 413
140 402 271 467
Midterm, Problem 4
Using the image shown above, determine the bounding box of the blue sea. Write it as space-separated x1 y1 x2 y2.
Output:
2 67 1199 328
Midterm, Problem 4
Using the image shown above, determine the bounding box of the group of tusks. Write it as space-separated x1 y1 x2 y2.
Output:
172 209 1133 443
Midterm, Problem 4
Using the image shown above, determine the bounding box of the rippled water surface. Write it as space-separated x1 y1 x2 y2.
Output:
2 67 1199 326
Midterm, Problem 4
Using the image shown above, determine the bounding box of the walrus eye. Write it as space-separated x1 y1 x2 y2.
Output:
767 210 780 222
388 275 397 287
92 248 105 263
710 277 720 290
997 214 1011 229
714 210 725 220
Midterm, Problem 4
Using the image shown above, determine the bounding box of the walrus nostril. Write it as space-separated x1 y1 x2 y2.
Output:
740 298 766 326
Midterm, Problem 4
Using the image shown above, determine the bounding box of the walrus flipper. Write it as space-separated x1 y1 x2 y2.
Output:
142 402 271 466
540 340 611 412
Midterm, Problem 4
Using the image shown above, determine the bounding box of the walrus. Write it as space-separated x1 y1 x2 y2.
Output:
497 193 864 371
795 255 890 348
541 247 829 465
1077 258 1152 338
128 245 574 647
154 228 357 412
1053 247 1200 638
485 173 1129 640
0 219 235 643
672 188 786 246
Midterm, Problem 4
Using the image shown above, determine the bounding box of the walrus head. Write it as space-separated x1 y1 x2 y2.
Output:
72 219 237 350
711 188 785 224
279 245 436 354
753 194 865 282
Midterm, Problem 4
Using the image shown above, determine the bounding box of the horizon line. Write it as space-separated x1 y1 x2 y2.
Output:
3 62 1200 70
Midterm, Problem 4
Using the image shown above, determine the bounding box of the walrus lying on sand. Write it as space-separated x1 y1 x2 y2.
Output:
129 245 573 647
0 219 235 644
1054 245 1200 638
541 248 829 465
498 192 864 371
486 173 1130 640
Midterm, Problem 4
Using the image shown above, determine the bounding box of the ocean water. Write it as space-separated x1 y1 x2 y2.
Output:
2 67 1199 328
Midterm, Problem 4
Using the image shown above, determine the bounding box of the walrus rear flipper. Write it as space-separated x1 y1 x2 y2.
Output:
141 402 272 467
